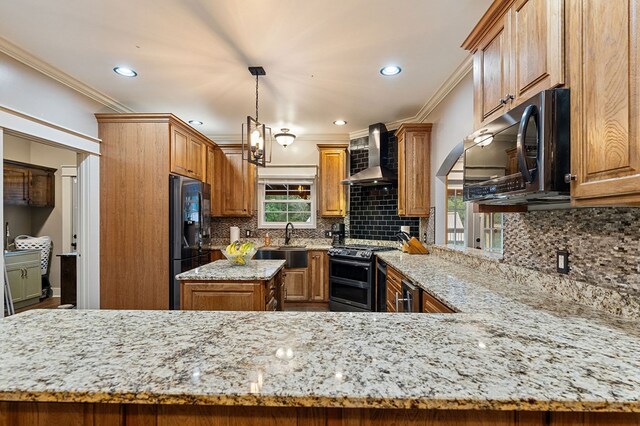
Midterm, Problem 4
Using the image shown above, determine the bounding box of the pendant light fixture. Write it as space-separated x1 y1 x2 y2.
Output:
242 66 272 167
274 128 296 148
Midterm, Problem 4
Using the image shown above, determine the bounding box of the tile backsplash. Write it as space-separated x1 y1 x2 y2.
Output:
503 208 640 296
209 214 341 241
348 133 420 241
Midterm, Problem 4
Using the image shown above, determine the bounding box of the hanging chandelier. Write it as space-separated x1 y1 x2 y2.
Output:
274 128 296 148
242 66 272 167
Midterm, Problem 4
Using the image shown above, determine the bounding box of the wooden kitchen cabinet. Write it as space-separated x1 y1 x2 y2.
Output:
422 291 455 314
170 124 204 181
318 144 348 217
214 145 255 217
308 250 329 302
283 268 308 301
463 0 565 129
3 160 55 208
96 113 218 310
397 124 432 217
568 0 640 206
181 271 283 311
385 266 404 312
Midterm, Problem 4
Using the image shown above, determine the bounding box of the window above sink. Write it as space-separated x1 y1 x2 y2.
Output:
257 178 316 229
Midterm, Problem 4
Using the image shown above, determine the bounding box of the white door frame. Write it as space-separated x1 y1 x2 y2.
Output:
0 105 101 316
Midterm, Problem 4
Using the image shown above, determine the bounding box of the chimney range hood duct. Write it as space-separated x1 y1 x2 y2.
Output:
342 123 397 186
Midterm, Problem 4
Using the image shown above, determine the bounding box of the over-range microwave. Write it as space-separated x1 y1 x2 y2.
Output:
463 89 570 206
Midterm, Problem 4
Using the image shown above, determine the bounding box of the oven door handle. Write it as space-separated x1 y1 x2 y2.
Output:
516 104 539 184
329 258 371 269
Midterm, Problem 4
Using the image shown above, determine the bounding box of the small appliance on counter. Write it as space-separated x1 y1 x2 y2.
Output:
330 223 345 246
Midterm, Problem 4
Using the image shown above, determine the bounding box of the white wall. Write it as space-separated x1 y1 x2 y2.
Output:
0 52 106 138
3 133 77 293
422 72 474 244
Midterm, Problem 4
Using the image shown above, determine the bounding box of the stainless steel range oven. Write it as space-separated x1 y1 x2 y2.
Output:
328 245 394 312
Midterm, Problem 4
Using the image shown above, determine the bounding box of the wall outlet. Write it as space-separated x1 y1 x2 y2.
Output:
324 230 333 238
245 230 252 238
556 250 569 274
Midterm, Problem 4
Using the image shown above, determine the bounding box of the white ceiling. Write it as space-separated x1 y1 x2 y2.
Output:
0 0 491 138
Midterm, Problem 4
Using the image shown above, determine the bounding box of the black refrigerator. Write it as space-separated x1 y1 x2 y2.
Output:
169 175 212 310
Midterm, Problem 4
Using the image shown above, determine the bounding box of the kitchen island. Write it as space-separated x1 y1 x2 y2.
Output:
1 252 640 425
175 259 285 311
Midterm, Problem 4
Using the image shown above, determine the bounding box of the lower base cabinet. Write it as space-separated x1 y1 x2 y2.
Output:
5 251 41 310
386 265 454 313
180 271 283 311
2 401 638 425
283 250 329 303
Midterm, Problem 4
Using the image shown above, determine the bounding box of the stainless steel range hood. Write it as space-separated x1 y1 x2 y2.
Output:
342 123 397 186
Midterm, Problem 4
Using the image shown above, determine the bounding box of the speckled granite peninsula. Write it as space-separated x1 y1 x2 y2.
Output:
2 251 640 424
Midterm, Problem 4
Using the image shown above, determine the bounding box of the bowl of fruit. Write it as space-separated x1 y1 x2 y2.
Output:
222 241 257 266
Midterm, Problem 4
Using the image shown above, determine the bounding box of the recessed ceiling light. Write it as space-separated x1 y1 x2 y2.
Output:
380 65 402 76
188 120 203 126
333 120 347 126
113 66 137 77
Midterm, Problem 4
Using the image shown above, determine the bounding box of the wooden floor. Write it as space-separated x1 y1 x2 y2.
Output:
285 302 329 312
15 297 61 314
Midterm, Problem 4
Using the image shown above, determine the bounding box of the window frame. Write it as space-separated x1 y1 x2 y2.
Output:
257 179 317 229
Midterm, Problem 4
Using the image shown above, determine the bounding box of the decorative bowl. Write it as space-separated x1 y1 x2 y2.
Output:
221 247 257 266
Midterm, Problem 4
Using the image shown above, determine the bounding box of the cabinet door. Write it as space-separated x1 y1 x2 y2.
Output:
283 269 308 301
510 0 564 106
206 144 216 195
569 0 640 205
23 264 42 300
170 125 190 177
221 149 251 216
308 251 328 302
318 147 347 217
4 165 29 206
28 169 54 207
211 148 224 216
473 14 511 128
187 136 204 180
181 282 263 311
401 128 431 217
6 268 25 303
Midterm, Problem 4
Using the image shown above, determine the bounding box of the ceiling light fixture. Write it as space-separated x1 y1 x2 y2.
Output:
188 120 203 126
113 66 137 77
474 134 494 147
333 120 347 126
380 65 401 76
274 128 296 148
242 66 272 167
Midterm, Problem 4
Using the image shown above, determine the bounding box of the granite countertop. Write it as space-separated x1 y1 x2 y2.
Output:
1 252 640 412
175 259 285 281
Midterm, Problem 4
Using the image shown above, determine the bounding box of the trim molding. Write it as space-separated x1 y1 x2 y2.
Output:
209 133 350 144
349 56 473 140
0 35 134 113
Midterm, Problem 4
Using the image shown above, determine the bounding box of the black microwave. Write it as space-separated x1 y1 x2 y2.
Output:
463 89 570 206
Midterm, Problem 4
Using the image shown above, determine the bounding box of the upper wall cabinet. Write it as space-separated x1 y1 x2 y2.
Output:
4 160 56 208
463 0 565 129
568 0 640 206
397 124 432 217
170 124 204 181
213 145 255 217
317 144 348 217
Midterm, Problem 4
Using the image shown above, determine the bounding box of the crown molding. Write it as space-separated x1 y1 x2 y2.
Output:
0 35 134 113
208 133 350 144
348 55 473 140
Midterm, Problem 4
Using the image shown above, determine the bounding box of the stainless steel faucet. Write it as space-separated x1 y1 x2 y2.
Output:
284 222 294 245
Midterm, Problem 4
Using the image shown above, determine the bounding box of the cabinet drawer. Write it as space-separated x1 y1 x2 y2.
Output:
422 291 455 314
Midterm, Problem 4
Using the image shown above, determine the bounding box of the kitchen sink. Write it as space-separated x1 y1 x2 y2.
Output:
255 247 308 268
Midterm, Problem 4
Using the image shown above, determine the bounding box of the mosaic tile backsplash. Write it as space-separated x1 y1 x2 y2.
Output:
348 133 420 241
210 214 342 241
503 208 640 296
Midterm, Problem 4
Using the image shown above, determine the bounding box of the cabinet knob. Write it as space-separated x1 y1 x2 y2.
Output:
564 174 577 184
